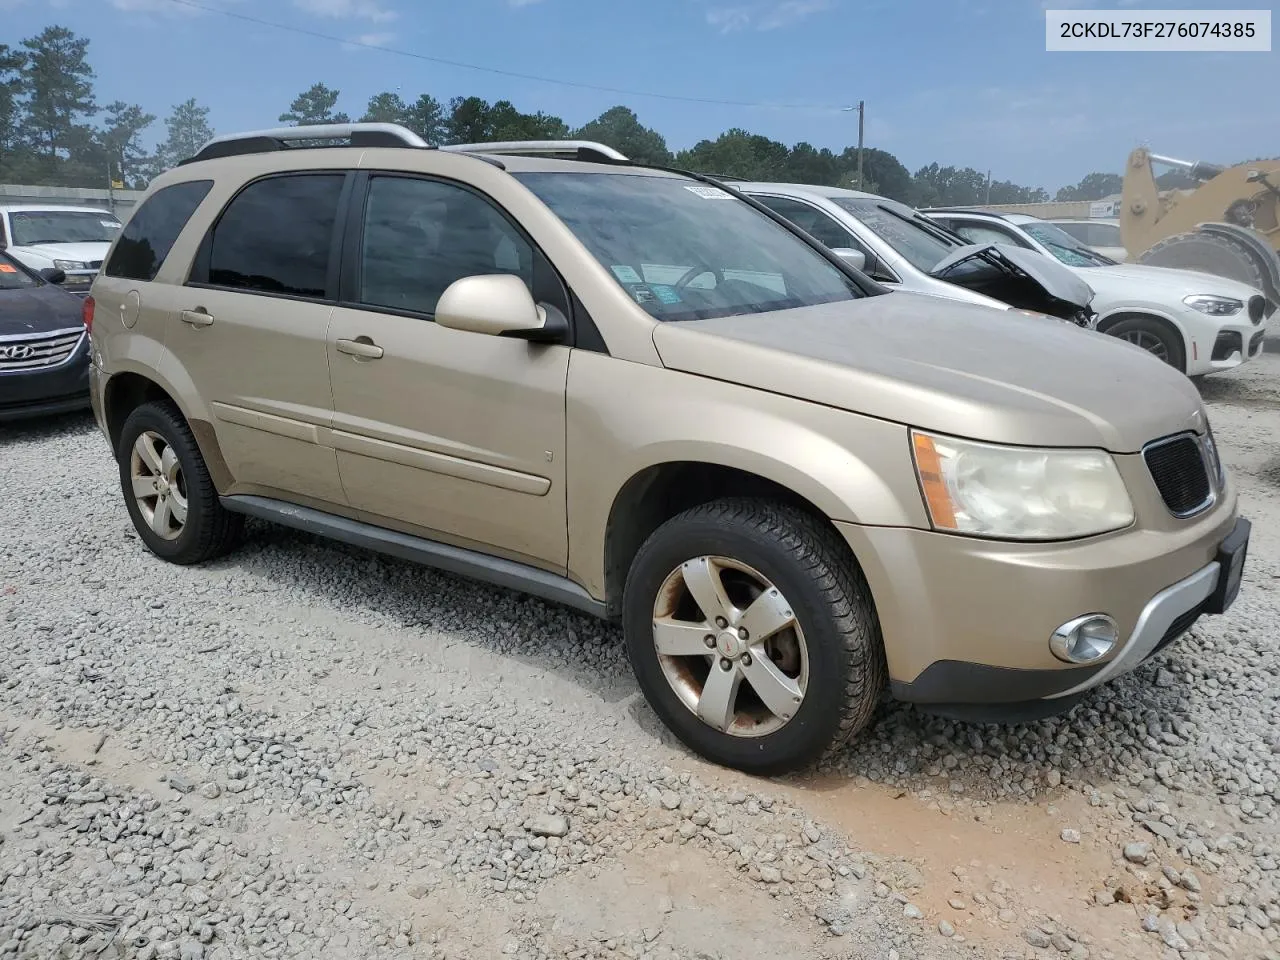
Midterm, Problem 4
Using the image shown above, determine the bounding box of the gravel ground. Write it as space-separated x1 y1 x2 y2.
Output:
2 352 1279 960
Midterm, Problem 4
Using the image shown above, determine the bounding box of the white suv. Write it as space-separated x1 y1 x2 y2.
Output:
0 205 123 292
735 183 1096 326
925 209 1271 378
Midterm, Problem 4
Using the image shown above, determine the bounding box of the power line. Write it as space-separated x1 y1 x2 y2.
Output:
161 0 846 112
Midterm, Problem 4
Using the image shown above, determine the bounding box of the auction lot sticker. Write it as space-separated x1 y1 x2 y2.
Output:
1046 9 1271 51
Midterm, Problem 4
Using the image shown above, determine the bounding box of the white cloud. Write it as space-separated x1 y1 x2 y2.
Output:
706 0 833 33
351 31 395 47
293 0 396 23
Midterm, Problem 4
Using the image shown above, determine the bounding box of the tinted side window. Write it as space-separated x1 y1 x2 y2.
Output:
756 195 856 250
1054 222 1090 244
203 174 344 299
358 176 533 316
1089 223 1121 247
105 180 212 282
952 221 1027 247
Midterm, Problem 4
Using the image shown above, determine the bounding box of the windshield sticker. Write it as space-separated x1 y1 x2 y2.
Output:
0 264 15 273
683 184 733 200
630 285 657 305
611 264 643 284
650 284 682 305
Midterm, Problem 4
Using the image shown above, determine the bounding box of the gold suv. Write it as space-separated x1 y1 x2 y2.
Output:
85 124 1250 774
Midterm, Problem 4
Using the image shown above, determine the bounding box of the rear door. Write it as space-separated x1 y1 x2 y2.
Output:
163 171 351 507
326 172 571 570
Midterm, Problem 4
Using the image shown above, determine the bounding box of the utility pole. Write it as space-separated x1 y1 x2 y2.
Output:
857 100 865 191
842 102 866 189
985 168 992 205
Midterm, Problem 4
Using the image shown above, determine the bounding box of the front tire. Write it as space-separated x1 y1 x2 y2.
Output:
622 498 885 775
116 401 242 565
1103 315 1186 372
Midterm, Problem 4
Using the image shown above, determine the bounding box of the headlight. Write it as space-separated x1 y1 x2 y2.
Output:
911 431 1135 540
53 259 88 271
1184 294 1243 317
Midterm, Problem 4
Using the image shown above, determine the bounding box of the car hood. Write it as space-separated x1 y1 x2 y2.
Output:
0 284 85 336
1076 262 1262 300
15 241 110 263
931 242 1096 309
652 293 1205 452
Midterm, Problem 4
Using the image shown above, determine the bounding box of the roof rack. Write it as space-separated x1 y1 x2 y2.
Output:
442 140 629 163
181 122 430 165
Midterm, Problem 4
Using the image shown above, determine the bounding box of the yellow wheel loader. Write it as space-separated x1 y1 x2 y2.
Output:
1121 147 1280 310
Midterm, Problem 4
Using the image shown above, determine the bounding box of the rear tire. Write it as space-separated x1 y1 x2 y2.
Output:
622 498 885 775
1102 315 1186 372
116 401 242 565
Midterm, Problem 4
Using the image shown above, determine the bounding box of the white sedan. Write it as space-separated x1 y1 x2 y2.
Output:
925 209 1271 378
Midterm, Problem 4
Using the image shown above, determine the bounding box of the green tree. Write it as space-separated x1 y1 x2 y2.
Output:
784 142 842 186
152 98 214 172
845 147 912 200
361 91 408 125
574 106 672 165
1054 172 1123 202
446 96 492 143
488 100 568 141
279 83 349 126
0 44 26 157
404 93 447 144
20 26 96 159
101 100 155 187
675 128 791 181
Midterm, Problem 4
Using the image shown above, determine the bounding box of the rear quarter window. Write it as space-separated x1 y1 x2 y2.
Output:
105 180 214 282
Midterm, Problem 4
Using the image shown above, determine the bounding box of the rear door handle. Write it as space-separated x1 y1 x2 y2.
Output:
180 309 214 327
336 337 384 360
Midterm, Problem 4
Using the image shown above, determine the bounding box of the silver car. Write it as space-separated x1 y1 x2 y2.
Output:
736 182 1096 326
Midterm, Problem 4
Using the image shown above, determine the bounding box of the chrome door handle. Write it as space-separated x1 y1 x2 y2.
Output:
180 309 214 327
336 337 384 360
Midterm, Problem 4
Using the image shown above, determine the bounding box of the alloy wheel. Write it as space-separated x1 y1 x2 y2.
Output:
130 430 188 541
651 555 808 738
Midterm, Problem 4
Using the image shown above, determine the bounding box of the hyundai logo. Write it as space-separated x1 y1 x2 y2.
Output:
0 344 36 360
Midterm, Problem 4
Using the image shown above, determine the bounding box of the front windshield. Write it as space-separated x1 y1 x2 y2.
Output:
0 252 37 289
514 172 864 321
1022 222 1117 267
9 210 122 246
832 198 960 272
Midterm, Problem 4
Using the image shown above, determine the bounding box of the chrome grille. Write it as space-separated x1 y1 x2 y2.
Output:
0 328 85 372
1143 433 1213 518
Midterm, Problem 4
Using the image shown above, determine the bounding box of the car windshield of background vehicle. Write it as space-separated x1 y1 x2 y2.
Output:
9 210 122 246
0 253 37 289
1023 222 1117 267
514 172 865 321
832 198 958 272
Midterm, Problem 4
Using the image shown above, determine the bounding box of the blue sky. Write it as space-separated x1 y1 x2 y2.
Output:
3 0 1275 191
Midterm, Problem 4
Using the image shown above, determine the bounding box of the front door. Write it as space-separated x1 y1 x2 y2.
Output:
164 171 350 507
327 173 570 571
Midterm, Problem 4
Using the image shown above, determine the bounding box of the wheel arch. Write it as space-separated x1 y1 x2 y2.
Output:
602 459 866 620
102 362 232 492
1094 309 1190 370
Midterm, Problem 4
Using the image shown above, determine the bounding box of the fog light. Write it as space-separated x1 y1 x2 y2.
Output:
1050 614 1119 664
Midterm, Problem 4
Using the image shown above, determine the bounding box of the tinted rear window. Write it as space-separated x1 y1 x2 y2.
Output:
198 174 344 299
105 180 213 282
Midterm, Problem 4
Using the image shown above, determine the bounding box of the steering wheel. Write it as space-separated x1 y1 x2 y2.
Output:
673 262 723 291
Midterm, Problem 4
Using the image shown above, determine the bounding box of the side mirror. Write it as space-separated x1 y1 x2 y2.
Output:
435 273 566 343
39 267 67 284
831 247 867 272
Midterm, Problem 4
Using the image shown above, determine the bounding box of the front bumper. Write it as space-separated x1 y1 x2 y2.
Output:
1200 322 1266 373
836 500 1245 721
0 333 92 423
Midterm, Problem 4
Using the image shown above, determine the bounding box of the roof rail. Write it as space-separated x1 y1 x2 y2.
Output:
181 122 430 165
442 140 630 163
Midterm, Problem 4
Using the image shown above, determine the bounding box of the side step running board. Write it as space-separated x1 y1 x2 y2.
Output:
219 495 607 619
